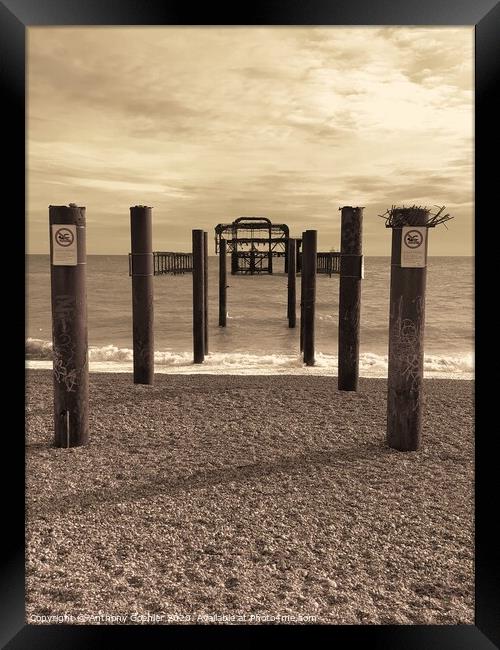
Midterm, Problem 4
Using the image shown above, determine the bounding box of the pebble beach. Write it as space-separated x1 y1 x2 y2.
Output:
26 370 474 625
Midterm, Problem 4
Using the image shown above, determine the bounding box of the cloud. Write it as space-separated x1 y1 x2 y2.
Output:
27 27 474 255
382 28 473 90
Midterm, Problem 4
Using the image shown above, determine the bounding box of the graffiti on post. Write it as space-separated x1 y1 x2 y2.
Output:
391 295 424 401
53 294 78 392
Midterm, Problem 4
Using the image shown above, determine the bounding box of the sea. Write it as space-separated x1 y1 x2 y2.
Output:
26 255 474 379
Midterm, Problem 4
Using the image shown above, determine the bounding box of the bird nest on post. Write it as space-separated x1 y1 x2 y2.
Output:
380 205 454 228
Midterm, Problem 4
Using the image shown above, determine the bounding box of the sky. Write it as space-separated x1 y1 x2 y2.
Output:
27 27 474 255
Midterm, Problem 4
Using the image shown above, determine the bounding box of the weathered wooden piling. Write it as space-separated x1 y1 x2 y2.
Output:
338 206 364 391
219 238 227 327
386 208 430 451
203 231 209 353
302 230 317 366
287 238 296 328
299 234 305 352
192 229 205 363
130 205 154 385
49 204 89 447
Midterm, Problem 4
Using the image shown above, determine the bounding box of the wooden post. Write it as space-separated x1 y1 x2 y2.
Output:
299 233 305 352
219 238 227 327
387 208 429 451
130 206 154 384
203 231 209 353
192 229 205 363
287 238 296 328
49 204 89 448
302 230 317 366
338 206 364 391
231 251 238 275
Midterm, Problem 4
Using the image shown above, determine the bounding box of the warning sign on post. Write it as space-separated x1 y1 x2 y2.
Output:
401 226 427 268
52 224 77 266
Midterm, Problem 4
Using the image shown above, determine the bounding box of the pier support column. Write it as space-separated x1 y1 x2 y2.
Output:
219 239 227 327
302 230 317 366
130 205 154 385
231 251 238 275
49 204 89 447
203 231 209 353
192 229 205 363
338 206 364 391
287 238 296 328
300 233 305 352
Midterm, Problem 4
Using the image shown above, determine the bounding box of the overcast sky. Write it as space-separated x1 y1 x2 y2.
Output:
28 27 474 255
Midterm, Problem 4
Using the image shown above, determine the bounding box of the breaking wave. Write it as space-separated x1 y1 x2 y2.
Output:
26 338 473 378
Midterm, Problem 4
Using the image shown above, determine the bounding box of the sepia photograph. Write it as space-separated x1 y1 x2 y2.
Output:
24 25 476 628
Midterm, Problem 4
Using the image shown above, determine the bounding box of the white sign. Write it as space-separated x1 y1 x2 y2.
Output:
401 226 427 268
52 224 77 266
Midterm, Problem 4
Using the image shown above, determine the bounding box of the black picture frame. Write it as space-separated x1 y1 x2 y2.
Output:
4 0 499 647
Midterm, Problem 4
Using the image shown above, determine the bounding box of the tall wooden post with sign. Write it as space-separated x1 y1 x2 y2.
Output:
338 206 364 391
130 206 154 384
49 204 89 448
384 205 452 451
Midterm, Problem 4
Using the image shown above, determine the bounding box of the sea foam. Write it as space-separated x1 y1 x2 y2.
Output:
26 338 473 379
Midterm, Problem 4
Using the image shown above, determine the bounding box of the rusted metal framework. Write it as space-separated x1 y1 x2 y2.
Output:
214 216 341 276
215 216 289 275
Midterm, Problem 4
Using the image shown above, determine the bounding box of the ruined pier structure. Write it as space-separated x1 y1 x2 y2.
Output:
138 217 341 277
214 216 340 276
